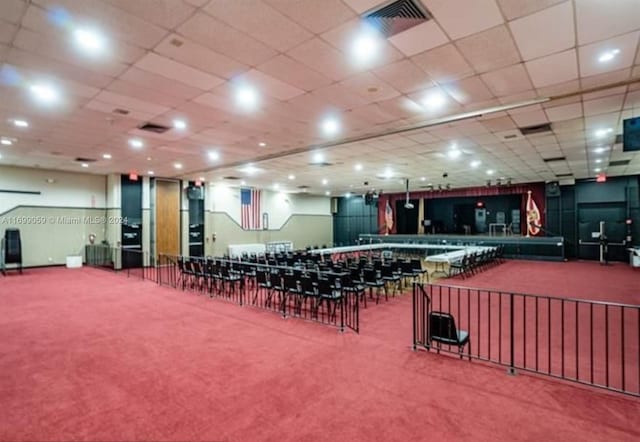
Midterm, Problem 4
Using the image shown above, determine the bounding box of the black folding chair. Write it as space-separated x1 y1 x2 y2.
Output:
429 311 471 359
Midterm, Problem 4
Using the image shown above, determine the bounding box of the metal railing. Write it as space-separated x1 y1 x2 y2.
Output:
85 245 154 280
413 283 640 396
155 254 359 333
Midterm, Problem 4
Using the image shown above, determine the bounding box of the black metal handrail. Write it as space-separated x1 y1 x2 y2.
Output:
412 282 640 397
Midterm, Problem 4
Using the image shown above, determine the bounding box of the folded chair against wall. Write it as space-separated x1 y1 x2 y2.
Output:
2 228 23 275
429 311 470 359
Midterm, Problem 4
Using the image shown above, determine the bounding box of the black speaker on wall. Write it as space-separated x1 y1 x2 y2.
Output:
546 181 560 197
2 228 23 274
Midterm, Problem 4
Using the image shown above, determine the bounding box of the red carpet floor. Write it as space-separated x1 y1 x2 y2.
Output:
0 265 639 441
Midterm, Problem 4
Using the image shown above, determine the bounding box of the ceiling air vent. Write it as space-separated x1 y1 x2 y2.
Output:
138 122 171 134
75 157 96 163
609 159 630 167
555 173 573 178
363 0 432 38
113 108 130 115
297 185 310 189
519 123 552 136
309 162 334 167
543 156 566 163
223 176 241 180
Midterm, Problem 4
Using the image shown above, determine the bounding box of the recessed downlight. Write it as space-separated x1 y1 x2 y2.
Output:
208 151 220 161
102 153 112 159
354 163 363 171
471 160 482 168
486 169 494 175
174 163 183 170
259 142 266 147
322 178 328 185
148 170 155 175
173 119 187 130
13 119 28 128
320 117 340 137
598 49 620 63
129 138 143 148
421 89 447 110
30 83 59 104
288 174 295 180
81 163 89 168
595 128 613 138
235 85 259 110
73 28 107 55
1 138 13 146
325 191 330 196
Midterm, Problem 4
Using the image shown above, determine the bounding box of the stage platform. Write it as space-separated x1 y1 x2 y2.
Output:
357 233 565 261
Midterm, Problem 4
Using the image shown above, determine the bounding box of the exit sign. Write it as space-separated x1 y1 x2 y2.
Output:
596 173 607 182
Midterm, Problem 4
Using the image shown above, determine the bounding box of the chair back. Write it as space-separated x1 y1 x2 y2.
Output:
429 311 459 342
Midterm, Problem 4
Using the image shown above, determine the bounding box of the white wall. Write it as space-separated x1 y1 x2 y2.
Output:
0 166 106 214
209 184 330 229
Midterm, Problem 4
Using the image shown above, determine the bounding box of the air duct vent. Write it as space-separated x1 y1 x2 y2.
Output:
363 0 432 38
555 173 573 178
113 108 130 115
297 185 310 189
309 162 334 167
75 157 96 163
519 123 552 136
609 159 630 167
543 156 566 163
138 122 171 134
223 176 241 180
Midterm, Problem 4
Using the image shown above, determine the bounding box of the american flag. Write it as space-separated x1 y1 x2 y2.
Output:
241 188 261 230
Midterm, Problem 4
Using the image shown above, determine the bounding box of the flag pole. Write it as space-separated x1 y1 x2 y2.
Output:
526 190 532 238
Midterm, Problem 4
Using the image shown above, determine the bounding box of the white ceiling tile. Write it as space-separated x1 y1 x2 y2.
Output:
576 0 640 45
526 49 578 88
256 55 332 93
105 0 196 29
154 34 248 80
509 110 549 127
339 72 402 103
423 0 504 40
177 12 277 66
509 1 575 61
456 25 522 74
202 0 312 52
0 22 17 44
497 0 565 20
134 53 225 91
119 67 203 101
265 0 355 34
310 83 369 110
237 69 305 101
374 59 434 94
578 31 640 78
545 102 583 122
443 76 494 105
481 64 534 96
411 43 474 83
93 90 170 116
287 37 354 81
0 0 27 24
388 21 449 57
583 94 625 117
342 0 386 14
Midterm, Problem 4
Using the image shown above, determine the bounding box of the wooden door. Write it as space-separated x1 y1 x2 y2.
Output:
156 180 180 256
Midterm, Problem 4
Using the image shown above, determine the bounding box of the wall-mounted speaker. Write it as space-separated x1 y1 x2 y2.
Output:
331 197 338 214
546 181 560 197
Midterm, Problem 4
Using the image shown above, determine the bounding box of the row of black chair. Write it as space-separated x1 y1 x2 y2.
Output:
448 246 504 279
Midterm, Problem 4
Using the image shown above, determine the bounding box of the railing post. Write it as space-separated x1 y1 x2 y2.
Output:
340 294 345 333
412 282 417 350
508 292 517 376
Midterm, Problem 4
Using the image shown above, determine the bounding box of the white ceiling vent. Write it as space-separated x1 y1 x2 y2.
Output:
363 0 432 38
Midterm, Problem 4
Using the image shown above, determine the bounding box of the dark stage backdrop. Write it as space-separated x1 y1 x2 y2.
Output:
378 182 546 236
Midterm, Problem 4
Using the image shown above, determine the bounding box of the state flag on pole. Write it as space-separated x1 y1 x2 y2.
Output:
385 200 393 235
526 191 541 236
241 188 261 230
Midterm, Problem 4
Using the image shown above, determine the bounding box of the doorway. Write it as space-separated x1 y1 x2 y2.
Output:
155 180 181 257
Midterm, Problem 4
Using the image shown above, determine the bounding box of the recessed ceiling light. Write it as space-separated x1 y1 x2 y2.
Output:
13 119 28 128
102 153 111 159
174 163 183 169
173 119 187 130
345 192 352 198
148 170 154 175
595 128 613 138
259 142 266 147
129 138 143 148
447 149 461 159
421 89 447 110
595 159 602 163
382 168 393 179
325 190 330 196
1 138 12 146
241 180 246 186
81 163 89 168
598 49 620 63
320 117 340 136
208 151 220 161
594 168 601 173
354 163 363 171
594 147 607 153
147 156 152 161
198 176 205 181
312 152 324 163
322 178 328 185
273 183 280 190
420 177 426 181
235 85 259 110
30 83 59 104
0 153 3 159
73 28 106 55
239 164 261 175
486 169 494 175
471 160 482 168
288 174 295 180
351 26 381 66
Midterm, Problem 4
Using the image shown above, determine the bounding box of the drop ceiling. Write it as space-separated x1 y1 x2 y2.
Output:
0 0 639 196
